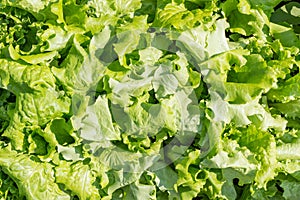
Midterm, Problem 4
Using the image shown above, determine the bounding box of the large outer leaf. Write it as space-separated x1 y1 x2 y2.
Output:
0 147 70 200
55 161 100 199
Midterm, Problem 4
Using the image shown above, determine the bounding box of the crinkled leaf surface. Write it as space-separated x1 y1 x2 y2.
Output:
0 0 299 199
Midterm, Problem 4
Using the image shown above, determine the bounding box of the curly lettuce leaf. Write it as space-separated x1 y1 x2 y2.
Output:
55 160 101 199
0 147 70 199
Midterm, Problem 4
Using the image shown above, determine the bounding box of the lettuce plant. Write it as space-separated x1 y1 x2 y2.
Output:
0 0 299 199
